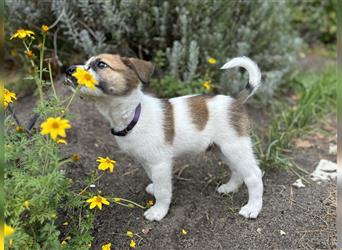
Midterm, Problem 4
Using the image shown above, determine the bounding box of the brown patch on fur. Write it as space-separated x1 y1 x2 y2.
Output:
163 100 175 144
188 95 211 131
229 97 250 136
121 57 154 84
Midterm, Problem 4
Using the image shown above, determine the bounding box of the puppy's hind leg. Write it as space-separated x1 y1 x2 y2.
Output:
217 153 244 194
218 138 263 219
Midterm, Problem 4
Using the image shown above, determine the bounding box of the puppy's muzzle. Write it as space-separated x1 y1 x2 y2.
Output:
65 65 77 88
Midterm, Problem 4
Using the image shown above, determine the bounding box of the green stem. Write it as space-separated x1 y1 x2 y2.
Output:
65 86 81 112
57 158 73 168
78 172 105 195
113 198 145 209
38 34 46 106
48 61 58 101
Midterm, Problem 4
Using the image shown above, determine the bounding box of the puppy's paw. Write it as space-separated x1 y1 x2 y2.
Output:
145 183 154 195
144 205 169 221
217 183 239 194
238 203 262 219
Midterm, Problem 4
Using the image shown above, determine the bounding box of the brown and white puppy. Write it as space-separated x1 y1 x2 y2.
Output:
66 54 263 221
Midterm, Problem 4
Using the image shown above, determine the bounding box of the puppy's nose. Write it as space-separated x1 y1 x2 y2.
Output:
66 65 76 75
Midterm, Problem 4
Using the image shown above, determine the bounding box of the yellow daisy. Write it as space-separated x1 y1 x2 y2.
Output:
146 200 154 208
86 195 110 210
23 200 30 209
10 29 35 40
72 67 98 90
102 242 112 250
41 25 49 33
3 88 17 108
126 231 134 238
129 240 136 248
40 117 71 141
5 224 15 237
207 57 217 64
181 229 187 235
202 80 213 91
97 157 116 172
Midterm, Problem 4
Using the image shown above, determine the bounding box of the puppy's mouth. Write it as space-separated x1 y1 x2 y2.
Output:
64 75 107 93
64 76 77 89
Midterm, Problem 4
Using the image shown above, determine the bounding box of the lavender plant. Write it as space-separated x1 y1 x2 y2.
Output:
6 0 302 97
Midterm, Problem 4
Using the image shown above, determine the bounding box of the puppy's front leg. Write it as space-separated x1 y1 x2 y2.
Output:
144 160 172 221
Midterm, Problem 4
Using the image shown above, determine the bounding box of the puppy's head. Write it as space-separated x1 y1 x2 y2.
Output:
65 54 154 97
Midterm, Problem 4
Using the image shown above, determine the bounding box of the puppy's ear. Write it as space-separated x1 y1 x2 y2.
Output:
121 57 154 84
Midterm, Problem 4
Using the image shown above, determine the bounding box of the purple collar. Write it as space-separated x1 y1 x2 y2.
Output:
111 103 141 136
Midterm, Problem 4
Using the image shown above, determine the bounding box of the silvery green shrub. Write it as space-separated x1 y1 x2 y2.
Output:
6 0 302 96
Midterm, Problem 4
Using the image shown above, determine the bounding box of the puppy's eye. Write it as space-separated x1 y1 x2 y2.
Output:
97 61 108 69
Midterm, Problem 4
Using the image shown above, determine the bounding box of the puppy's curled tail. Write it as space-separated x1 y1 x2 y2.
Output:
221 57 261 103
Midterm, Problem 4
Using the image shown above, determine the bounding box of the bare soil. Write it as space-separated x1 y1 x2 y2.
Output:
14 82 336 250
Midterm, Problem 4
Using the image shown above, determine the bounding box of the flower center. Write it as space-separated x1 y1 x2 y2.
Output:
95 197 102 203
84 74 91 81
51 122 60 129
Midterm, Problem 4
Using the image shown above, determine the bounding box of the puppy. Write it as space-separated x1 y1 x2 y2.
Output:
65 54 263 221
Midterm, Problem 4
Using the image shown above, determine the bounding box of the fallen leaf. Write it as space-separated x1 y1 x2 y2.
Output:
313 132 325 140
323 123 335 132
295 139 313 148
142 227 152 235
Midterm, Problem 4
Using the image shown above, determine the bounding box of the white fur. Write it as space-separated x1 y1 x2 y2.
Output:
221 57 261 96
76 57 263 221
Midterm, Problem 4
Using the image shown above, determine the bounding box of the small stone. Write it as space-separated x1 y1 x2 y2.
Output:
280 230 286 236
292 179 305 188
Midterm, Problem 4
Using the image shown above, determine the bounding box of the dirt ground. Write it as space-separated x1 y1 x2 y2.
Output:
14 80 336 250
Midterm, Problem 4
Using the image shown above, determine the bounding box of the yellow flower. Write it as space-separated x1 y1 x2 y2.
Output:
16 126 23 132
129 240 136 248
62 222 69 226
25 50 33 58
102 243 112 250
40 117 71 141
23 200 30 209
71 154 80 162
207 57 217 64
146 200 154 208
202 80 213 91
97 157 116 172
72 67 98 90
56 139 67 144
181 229 187 235
10 29 35 40
61 240 67 245
41 25 49 33
86 195 110 210
5 224 15 237
126 231 134 238
3 88 17 109
64 236 71 241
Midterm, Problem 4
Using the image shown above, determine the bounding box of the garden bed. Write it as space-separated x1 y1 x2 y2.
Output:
14 80 336 249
